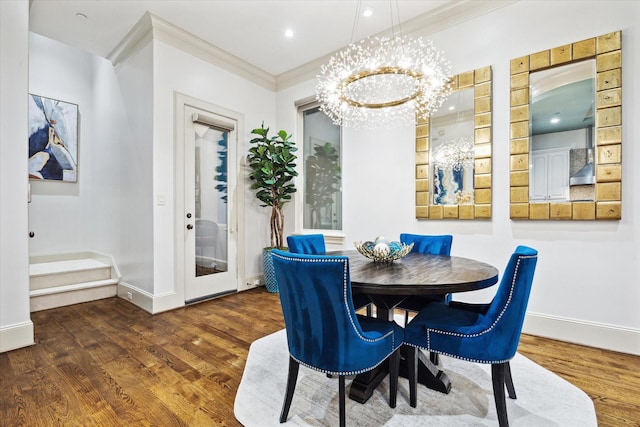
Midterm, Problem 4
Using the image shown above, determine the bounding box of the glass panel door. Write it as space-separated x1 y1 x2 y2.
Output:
194 125 228 277
184 105 236 302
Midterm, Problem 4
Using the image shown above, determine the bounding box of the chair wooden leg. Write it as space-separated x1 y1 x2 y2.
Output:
407 346 418 408
430 352 439 365
404 310 410 327
338 375 346 427
366 304 372 317
388 348 400 408
492 363 509 427
505 361 516 399
279 357 299 423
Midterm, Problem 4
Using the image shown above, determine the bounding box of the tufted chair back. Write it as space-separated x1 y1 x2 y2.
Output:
272 249 402 374
286 234 326 255
400 233 453 255
271 249 404 426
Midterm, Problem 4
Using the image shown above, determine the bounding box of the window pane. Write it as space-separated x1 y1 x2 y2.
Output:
302 107 342 230
194 126 227 277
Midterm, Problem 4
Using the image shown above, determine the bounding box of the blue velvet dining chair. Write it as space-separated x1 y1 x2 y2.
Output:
403 245 538 427
400 233 453 256
271 249 404 427
287 234 373 316
396 233 454 327
286 233 326 255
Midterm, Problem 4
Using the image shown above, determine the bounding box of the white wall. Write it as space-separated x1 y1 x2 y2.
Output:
29 33 126 254
277 1 640 353
28 33 148 293
113 43 155 295
28 34 88 253
150 39 276 309
22 26 281 314
425 0 639 331
0 0 33 352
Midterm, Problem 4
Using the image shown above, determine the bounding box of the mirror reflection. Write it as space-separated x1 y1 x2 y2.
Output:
509 30 622 220
530 60 595 203
415 66 492 220
430 88 475 205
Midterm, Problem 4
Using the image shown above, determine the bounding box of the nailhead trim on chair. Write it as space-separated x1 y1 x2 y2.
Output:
289 351 399 377
274 252 400 376
404 343 513 365
413 254 537 365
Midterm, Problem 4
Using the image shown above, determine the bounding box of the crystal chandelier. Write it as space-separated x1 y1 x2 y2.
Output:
432 137 475 171
316 32 452 129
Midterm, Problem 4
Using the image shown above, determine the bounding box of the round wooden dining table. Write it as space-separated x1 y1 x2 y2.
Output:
329 250 499 404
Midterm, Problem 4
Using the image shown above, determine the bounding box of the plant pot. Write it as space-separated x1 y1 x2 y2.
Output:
262 248 279 293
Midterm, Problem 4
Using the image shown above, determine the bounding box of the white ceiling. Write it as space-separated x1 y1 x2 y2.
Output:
29 0 460 76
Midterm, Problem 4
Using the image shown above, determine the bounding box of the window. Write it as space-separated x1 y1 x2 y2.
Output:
298 103 343 232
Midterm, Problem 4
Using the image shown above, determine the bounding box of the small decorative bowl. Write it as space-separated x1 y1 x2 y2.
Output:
354 238 414 263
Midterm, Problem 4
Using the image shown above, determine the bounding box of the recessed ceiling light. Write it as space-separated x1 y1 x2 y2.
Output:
75 12 88 19
284 29 294 38
362 8 374 17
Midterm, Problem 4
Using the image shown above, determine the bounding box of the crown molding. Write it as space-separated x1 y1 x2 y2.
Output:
275 56 326 92
108 12 276 91
107 12 154 68
108 1 517 93
395 0 518 38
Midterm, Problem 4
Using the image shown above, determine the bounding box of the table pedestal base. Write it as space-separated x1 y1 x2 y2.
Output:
348 362 390 404
348 346 451 403
400 347 451 394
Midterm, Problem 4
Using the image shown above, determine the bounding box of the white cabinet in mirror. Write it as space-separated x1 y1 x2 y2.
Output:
529 60 595 203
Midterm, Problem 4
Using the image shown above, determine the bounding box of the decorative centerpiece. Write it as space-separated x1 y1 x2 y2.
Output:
354 236 413 263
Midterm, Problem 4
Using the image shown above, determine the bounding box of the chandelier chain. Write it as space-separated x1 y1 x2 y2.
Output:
350 0 362 45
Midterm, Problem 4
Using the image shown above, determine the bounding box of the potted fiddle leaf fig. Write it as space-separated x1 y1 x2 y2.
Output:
247 123 298 292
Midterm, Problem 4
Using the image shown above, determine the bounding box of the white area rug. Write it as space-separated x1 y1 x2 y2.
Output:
235 330 597 426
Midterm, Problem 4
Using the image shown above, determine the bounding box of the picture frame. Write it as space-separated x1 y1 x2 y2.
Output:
28 94 79 182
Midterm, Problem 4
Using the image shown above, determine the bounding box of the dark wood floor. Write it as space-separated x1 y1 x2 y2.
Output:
1 288 638 426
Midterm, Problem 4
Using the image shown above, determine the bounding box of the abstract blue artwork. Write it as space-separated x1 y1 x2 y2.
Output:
28 94 78 182
434 166 466 205
431 138 475 205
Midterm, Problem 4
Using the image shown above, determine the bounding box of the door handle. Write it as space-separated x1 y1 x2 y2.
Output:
186 224 194 230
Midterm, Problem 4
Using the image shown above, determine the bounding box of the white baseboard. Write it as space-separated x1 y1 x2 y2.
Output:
117 281 185 314
0 321 34 353
241 274 263 291
523 311 640 356
119 274 262 315
117 281 154 313
151 291 185 314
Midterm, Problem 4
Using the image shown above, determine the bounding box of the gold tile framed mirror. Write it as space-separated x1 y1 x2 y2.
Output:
509 31 622 220
415 66 492 220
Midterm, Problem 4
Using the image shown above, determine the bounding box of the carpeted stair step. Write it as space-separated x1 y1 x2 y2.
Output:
30 258 112 290
29 251 121 312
